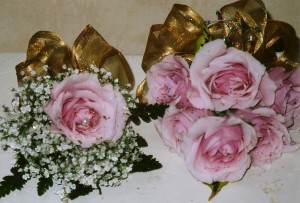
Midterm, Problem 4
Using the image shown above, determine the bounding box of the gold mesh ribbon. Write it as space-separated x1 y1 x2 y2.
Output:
16 25 134 88
137 0 299 102
137 4 205 103
141 4 205 72
209 0 299 71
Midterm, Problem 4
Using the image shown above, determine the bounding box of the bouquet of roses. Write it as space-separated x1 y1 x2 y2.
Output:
0 25 162 201
137 0 300 199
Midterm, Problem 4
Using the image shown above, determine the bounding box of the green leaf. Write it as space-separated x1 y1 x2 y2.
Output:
129 115 141 125
13 154 28 171
214 111 227 117
139 112 151 123
194 24 211 53
96 183 102 195
129 103 168 125
0 168 28 198
0 154 29 197
131 154 162 173
214 109 236 117
68 182 94 200
150 104 168 118
204 181 228 201
37 177 53 196
136 135 148 148
1 105 9 113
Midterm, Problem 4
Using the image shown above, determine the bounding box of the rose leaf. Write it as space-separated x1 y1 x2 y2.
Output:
68 182 94 200
136 135 148 147
204 181 228 201
129 103 168 125
37 176 53 196
194 24 211 53
0 160 28 198
131 154 162 173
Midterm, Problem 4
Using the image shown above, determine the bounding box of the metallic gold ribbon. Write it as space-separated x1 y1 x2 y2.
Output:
141 4 205 72
209 0 299 71
137 0 299 102
137 4 205 102
16 25 134 88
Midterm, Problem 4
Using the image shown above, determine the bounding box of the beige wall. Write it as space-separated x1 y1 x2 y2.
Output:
0 0 299 54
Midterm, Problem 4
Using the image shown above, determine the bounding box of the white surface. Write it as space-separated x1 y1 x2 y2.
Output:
0 53 300 203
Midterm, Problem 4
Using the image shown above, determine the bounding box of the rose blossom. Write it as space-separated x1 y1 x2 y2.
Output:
155 104 212 152
44 73 128 148
238 108 299 167
188 39 276 112
181 116 257 183
146 54 190 107
268 67 300 129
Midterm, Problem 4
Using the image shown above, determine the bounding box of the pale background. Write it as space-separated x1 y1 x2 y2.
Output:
0 0 299 54
0 1 300 202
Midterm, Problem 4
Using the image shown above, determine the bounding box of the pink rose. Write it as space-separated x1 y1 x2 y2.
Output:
181 116 257 183
238 108 299 167
146 54 190 107
268 67 300 129
188 39 276 111
44 73 128 148
155 105 212 152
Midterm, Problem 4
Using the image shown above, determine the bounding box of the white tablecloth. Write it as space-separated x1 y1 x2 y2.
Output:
0 53 299 203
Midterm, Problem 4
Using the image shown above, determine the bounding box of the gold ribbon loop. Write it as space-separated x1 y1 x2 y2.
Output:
138 4 205 102
257 20 300 71
209 0 267 54
209 0 299 70
71 25 134 86
16 31 72 86
16 25 134 88
141 4 205 72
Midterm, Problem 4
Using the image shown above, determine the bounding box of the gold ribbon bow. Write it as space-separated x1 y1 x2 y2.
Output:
209 0 299 71
16 25 134 88
137 0 299 102
141 4 205 72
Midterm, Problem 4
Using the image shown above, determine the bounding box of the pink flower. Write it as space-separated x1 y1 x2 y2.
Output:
181 116 257 183
44 73 128 148
188 39 276 112
268 67 300 129
155 105 212 152
238 108 299 167
146 54 190 107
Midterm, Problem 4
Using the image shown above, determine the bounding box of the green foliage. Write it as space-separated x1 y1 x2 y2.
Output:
68 182 94 200
37 177 53 196
214 111 227 117
1 105 10 113
129 103 168 125
214 109 237 117
0 155 28 198
194 24 211 53
0 174 27 198
131 154 162 173
204 181 228 201
135 134 148 148
96 182 102 195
